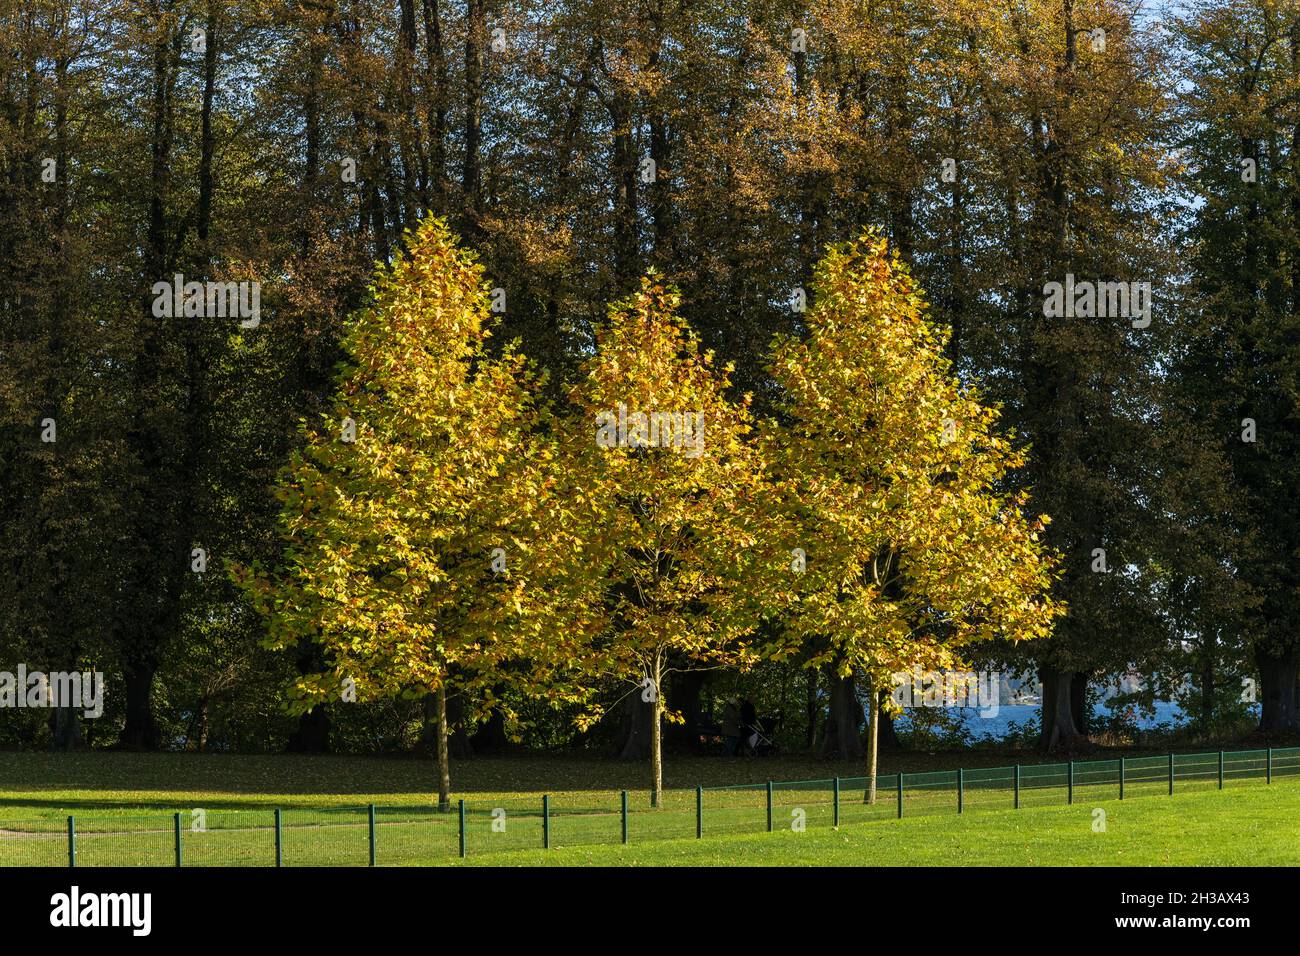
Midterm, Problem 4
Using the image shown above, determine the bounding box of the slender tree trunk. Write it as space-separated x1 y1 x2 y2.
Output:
45 42 76 756
648 112 670 261
866 687 879 805
421 0 448 211
1200 632 1216 730
300 29 322 258
120 1 179 752
650 654 664 808
646 3 670 264
1292 23 1300 313
885 56 913 261
193 699 208 752
610 87 638 291
804 668 818 750
793 18 816 287
396 0 422 221
436 684 451 812
197 2 216 245
944 86 965 361
462 0 484 238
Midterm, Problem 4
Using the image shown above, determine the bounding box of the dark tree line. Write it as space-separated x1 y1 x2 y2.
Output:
1 0 1297 755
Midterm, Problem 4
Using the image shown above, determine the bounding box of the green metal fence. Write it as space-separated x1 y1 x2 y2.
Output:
4 745 1297 866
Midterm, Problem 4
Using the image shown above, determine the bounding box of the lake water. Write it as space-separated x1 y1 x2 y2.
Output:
892 699 1257 740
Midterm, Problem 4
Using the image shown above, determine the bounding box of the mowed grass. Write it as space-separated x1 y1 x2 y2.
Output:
462 781 1300 867
0 749 1296 866
0 748 1090 813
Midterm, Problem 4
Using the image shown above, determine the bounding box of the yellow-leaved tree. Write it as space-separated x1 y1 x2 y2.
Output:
234 218 582 809
557 275 777 807
762 232 1063 799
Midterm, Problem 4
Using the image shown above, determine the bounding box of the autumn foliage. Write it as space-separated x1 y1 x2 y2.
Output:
239 220 1059 801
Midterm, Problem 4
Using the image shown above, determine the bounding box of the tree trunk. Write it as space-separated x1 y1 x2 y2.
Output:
650 656 664 808
610 86 638 291
119 660 161 749
118 0 180 753
1256 644 1300 733
396 0 422 223
421 0 448 211
300 25 322 258
50 705 82 751
1070 671 1088 736
944 78 966 362
286 706 330 753
822 670 863 758
866 688 880 805
619 683 654 760
1200 631 1217 729
286 643 331 752
197 2 217 246
878 706 900 751
192 699 209 752
436 684 452 812
469 708 510 754
666 670 705 751
1042 667 1083 751
885 55 914 261
424 690 473 758
462 0 484 238
804 668 818 750
1291 23 1300 315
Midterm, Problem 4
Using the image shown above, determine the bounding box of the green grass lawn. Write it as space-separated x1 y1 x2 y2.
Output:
0 749 1296 866
461 781 1300 866
0 748 1090 812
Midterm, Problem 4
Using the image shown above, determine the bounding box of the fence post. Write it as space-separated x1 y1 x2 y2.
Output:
542 795 551 849
897 774 904 819
1168 754 1174 796
1067 761 1074 805
275 809 282 866
174 812 182 867
766 781 773 832
958 768 964 814
368 803 376 867
1218 750 1225 790
620 790 628 844
833 777 840 827
1119 758 1125 800
1268 748 1273 784
695 786 703 839
1013 765 1020 809
458 799 466 859
67 816 75 868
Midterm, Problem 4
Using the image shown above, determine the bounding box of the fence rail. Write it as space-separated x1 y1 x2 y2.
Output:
3 746 1297 867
